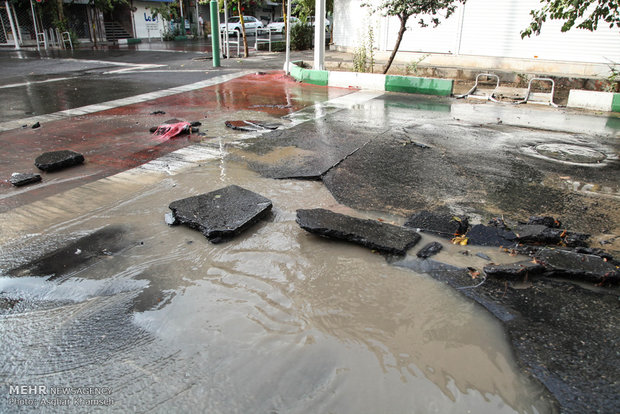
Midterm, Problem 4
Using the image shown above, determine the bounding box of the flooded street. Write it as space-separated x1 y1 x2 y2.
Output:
0 160 553 413
1 57 618 412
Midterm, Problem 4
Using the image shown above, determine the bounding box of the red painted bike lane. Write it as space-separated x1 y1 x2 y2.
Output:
0 72 354 212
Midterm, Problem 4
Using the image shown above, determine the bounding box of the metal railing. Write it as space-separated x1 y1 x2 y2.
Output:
220 27 273 57
254 27 273 52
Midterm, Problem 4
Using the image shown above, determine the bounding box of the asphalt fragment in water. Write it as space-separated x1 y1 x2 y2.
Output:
416 241 444 258
405 210 469 238
466 224 518 247
534 248 619 285
167 185 272 243
296 208 421 256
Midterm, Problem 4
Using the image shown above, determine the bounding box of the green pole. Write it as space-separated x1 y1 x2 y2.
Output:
210 0 220 67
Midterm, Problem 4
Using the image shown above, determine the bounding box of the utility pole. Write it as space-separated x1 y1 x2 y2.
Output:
210 0 220 66
313 0 325 70
284 0 291 74
5 1 20 50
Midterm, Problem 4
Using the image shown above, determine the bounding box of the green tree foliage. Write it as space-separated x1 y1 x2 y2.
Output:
522 0 620 38
148 2 180 22
294 0 334 22
366 0 465 74
218 0 254 57
90 0 128 13
290 22 313 50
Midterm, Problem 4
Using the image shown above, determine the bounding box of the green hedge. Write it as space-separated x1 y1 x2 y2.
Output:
257 41 286 52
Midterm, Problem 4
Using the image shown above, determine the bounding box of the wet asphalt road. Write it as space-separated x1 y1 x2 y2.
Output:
0 39 306 124
0 48 226 123
1 42 619 413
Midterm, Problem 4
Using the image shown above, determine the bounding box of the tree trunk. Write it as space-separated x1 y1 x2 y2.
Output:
90 7 98 47
57 0 64 21
282 0 286 35
237 1 248 57
382 14 408 74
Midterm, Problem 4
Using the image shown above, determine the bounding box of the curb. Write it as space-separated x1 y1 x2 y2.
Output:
288 61 453 96
290 62 328 86
567 90 620 113
117 38 142 45
288 62 618 112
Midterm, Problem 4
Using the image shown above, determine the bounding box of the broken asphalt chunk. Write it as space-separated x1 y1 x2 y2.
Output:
514 224 590 247
416 241 443 258
563 231 590 247
483 261 545 280
225 120 281 131
167 185 272 243
466 224 517 247
9 172 41 187
296 208 420 255
404 210 468 238
514 224 564 244
34 150 84 172
527 216 561 228
535 248 619 285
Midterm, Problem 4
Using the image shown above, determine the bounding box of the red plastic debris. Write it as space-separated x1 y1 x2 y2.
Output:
152 122 192 139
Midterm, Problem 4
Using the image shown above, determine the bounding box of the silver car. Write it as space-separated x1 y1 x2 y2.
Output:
220 16 264 36
266 16 301 34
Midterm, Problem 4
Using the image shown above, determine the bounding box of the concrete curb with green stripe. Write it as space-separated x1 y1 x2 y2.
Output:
567 90 620 113
288 61 619 112
289 62 329 86
288 61 453 96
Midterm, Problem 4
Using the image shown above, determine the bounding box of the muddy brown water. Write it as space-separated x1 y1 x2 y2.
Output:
0 153 554 413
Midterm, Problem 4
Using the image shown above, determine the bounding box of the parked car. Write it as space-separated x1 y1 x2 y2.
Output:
220 16 264 36
266 16 301 34
308 16 331 31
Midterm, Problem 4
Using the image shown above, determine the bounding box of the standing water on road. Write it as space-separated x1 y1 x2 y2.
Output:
0 158 554 413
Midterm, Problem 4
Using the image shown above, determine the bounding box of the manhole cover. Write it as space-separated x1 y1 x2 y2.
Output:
534 144 607 164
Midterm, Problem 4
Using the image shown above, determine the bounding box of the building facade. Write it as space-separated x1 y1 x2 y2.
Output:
332 0 620 75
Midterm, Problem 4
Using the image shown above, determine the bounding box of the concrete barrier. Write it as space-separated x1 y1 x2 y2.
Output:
289 62 328 86
290 61 452 96
567 90 620 113
385 75 453 96
328 71 387 90
117 38 142 45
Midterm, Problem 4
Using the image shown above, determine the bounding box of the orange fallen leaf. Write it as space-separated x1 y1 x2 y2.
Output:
451 236 468 246
467 267 480 278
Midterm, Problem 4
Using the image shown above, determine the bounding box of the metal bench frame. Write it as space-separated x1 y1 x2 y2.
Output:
515 77 558 107
456 73 500 102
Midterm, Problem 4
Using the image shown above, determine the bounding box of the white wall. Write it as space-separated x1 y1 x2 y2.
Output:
133 1 168 39
334 0 620 64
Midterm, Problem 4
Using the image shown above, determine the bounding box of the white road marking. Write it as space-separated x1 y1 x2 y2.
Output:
0 77 72 89
0 71 253 133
